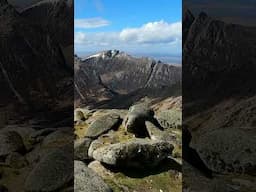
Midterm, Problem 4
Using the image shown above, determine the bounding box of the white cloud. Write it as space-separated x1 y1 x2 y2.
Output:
120 21 181 44
75 20 182 56
75 17 110 29
75 32 119 46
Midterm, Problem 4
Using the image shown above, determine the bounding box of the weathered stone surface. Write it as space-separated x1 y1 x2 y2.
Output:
91 139 173 169
85 113 120 138
0 131 25 157
74 108 92 123
0 0 73 112
88 139 105 158
5 152 28 169
74 160 112 192
88 161 114 179
25 149 73 192
145 121 164 140
41 128 72 148
74 138 92 160
183 10 256 104
123 103 155 136
156 109 181 129
191 128 256 174
28 128 57 145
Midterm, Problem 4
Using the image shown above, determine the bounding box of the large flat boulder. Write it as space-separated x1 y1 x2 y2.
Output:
85 113 121 139
90 139 173 169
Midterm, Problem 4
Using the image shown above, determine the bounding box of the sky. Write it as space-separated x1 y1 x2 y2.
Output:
75 0 182 64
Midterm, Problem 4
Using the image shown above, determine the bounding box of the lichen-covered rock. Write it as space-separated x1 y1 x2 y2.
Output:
156 109 181 129
0 130 25 157
85 113 121 139
1 126 36 151
91 139 173 169
74 138 92 160
75 160 112 192
88 139 105 158
25 149 73 192
191 128 256 174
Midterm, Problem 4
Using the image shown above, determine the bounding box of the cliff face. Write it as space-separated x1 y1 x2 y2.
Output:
75 50 181 108
183 10 256 190
183 10 256 106
20 0 73 47
0 0 73 113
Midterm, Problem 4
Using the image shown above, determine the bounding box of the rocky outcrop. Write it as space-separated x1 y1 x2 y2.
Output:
74 98 182 191
0 1 73 191
183 10 256 178
75 51 181 107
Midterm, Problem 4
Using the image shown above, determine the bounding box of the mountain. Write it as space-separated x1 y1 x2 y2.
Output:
183 10 256 112
0 0 73 116
75 50 181 108
20 0 73 47
183 10 256 191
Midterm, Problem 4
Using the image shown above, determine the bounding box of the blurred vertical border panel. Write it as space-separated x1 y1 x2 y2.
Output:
183 0 256 191
0 0 74 191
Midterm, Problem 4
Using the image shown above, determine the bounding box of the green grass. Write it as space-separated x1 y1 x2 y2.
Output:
104 171 181 192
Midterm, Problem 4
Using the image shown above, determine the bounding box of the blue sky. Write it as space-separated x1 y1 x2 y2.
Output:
75 0 182 64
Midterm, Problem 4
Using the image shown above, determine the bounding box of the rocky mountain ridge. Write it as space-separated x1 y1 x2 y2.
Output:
75 50 181 108
183 9 256 111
